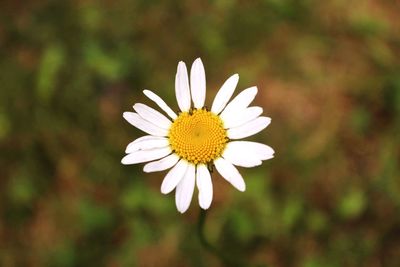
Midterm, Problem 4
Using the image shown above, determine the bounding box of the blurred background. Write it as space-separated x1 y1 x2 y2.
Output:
1 0 400 266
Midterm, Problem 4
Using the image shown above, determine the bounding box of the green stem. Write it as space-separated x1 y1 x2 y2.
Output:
197 208 244 267
197 209 218 254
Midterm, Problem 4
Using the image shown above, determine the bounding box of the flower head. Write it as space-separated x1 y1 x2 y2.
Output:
122 58 274 213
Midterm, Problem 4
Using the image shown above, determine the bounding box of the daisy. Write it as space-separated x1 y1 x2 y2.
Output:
122 58 274 213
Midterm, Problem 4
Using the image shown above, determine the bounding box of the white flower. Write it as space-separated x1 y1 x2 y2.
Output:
122 58 274 213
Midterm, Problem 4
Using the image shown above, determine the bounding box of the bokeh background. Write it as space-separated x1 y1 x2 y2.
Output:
1 0 400 266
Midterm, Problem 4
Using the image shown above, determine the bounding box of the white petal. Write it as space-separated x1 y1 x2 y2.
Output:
125 137 169 153
190 58 206 109
196 164 213 209
125 135 161 153
128 135 160 144
211 74 239 114
133 103 172 130
227 116 271 139
175 164 195 213
123 112 168 136
214 158 246 192
241 141 275 160
222 144 262 168
143 90 177 120
143 153 179 173
222 141 274 167
222 106 263 129
121 147 171 165
175 61 191 112
161 159 189 194
220 86 258 118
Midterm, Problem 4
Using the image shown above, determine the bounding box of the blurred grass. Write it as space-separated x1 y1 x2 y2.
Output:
1 0 400 266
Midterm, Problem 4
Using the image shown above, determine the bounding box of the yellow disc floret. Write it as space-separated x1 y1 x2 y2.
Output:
168 109 228 164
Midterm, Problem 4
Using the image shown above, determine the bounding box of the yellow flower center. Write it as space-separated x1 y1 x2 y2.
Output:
168 109 228 164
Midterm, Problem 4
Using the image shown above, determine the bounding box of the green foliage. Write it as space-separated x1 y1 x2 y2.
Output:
78 199 114 233
36 45 65 103
47 242 76 267
8 171 37 206
1 0 400 266
0 110 11 139
337 189 367 219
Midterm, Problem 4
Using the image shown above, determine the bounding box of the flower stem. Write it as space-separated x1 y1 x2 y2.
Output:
197 208 245 267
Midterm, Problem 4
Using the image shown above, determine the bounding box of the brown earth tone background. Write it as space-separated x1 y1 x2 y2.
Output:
1 0 400 266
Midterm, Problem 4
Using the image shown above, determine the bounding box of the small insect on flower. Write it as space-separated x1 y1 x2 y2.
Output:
122 58 274 213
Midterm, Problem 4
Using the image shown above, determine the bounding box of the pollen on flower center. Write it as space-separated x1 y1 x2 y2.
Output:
168 109 228 164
